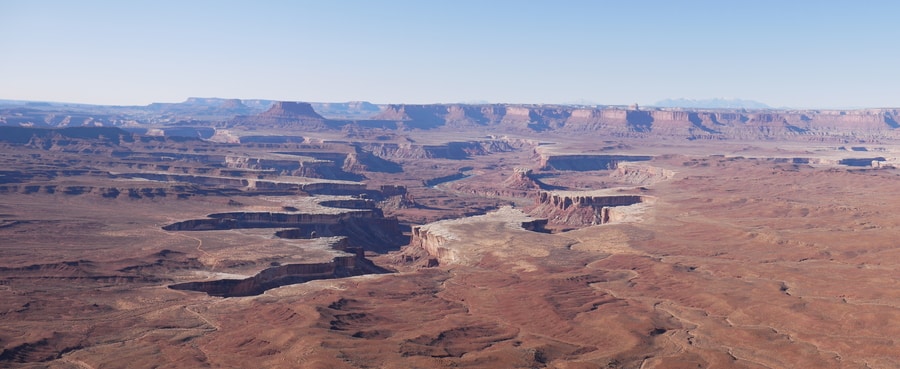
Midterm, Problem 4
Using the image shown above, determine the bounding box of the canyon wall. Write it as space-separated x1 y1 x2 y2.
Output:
530 191 648 226
228 102 328 130
6 102 900 142
356 139 523 160
609 163 677 185
407 208 550 266
539 154 653 171
162 210 380 231
357 104 900 141
168 247 391 297
408 225 459 266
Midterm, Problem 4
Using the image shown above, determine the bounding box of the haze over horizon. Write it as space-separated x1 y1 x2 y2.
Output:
1 1 898 109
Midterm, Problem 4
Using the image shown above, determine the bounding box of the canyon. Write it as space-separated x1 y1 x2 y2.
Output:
1 99 899 368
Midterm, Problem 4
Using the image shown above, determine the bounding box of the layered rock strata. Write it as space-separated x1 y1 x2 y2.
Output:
6 103 900 141
357 140 524 160
169 246 390 297
609 163 676 185
228 102 327 130
408 207 549 266
539 154 653 171
530 190 649 226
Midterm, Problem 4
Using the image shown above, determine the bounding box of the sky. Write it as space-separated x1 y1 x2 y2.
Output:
1 0 898 108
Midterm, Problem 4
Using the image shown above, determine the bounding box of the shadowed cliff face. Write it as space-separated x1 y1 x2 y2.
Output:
539 154 653 171
169 248 391 297
625 110 653 132
163 210 408 253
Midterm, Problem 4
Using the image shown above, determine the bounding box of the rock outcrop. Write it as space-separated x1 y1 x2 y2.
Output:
539 154 653 171
5 100 900 142
168 247 390 297
351 104 900 141
609 163 676 185
258 101 324 120
163 209 380 231
0 184 216 199
357 139 523 160
530 190 649 226
407 207 549 266
0 126 134 146
163 205 406 252
114 171 366 195
377 185 419 210
502 168 543 190
229 102 328 130
342 147 403 173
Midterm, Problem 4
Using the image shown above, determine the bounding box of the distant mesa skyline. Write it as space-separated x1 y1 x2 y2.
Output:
3 2 899 110
0 96 890 111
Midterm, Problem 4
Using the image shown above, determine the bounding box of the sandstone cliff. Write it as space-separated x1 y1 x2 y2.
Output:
502 168 544 190
357 139 523 160
406 207 550 266
228 102 329 130
529 190 650 226
538 153 653 171
169 247 390 297
609 163 676 185
355 104 900 141
5 101 900 142
342 146 403 173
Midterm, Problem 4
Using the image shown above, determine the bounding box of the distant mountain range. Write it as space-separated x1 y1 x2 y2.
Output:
653 98 772 109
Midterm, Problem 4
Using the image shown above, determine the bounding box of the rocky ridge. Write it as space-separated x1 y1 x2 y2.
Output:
529 189 652 226
407 207 550 266
6 100 900 142
369 104 900 141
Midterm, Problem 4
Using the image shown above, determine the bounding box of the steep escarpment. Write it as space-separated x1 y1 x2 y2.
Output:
162 209 382 231
374 104 574 131
502 168 547 190
539 154 653 171
274 216 406 253
169 247 390 297
618 108 900 140
228 102 329 130
5 101 900 141
227 148 402 179
0 126 138 156
530 190 650 226
373 104 460 129
357 104 900 140
0 108 134 128
0 184 219 199
118 172 366 195
609 163 676 185
240 150 372 180
163 205 406 252
342 146 403 173
450 168 556 199
405 207 550 266
357 139 525 160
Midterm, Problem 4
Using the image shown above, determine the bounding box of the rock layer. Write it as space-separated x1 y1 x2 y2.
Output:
169 247 390 297
531 190 648 226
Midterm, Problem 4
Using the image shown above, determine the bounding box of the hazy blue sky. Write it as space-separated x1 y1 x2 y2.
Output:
1 1 898 108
